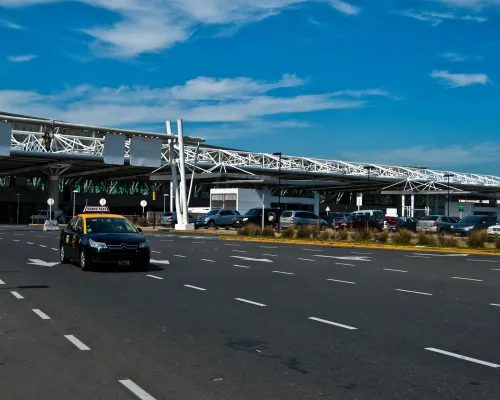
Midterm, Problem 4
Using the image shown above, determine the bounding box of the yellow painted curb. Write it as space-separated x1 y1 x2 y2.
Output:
218 236 500 256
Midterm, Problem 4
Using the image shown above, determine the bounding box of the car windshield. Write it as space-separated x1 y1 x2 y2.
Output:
345 215 358 221
460 216 484 223
246 209 261 216
86 218 137 234
206 210 219 216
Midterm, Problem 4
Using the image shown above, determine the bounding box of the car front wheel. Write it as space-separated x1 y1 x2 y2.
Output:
60 245 69 264
80 249 92 271
208 220 216 228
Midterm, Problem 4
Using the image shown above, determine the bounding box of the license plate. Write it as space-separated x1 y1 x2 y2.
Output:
236 221 241 225
118 260 130 266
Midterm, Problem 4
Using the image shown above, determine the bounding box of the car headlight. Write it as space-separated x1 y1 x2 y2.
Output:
468 226 475 230
451 225 454 229
243 217 248 221
89 239 107 249
139 241 149 249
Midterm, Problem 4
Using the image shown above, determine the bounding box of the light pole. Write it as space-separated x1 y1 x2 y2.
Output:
444 173 454 217
73 190 78 217
272 152 282 233
15 193 21 225
363 165 376 207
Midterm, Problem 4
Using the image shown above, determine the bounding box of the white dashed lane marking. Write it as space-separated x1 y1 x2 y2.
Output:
32 309 51 320
425 348 500 369
326 278 356 285
64 335 91 351
146 275 164 280
395 289 433 296
11 291 24 299
467 259 498 263
383 268 407 273
0 279 5 285
297 258 315 262
451 276 483 282
119 379 157 400
308 317 357 330
174 255 186 258
335 263 354 266
201 259 215 263
272 270 294 275
184 284 207 291
233 265 250 269
235 298 267 307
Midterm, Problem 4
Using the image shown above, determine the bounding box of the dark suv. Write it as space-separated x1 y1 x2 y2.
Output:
334 214 383 232
451 215 497 235
235 208 280 227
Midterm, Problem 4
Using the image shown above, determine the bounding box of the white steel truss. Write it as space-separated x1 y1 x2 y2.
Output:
6 121 500 191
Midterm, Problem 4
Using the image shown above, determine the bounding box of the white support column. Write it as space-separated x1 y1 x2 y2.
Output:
401 195 406 217
169 180 174 212
168 138 181 220
175 119 193 230
410 195 415 217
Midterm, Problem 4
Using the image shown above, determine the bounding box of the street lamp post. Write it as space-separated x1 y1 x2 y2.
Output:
73 190 78 217
444 173 454 217
272 152 282 233
363 165 376 207
15 193 21 225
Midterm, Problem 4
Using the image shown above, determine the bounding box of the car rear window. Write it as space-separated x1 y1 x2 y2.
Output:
163 212 173 217
373 211 384 219
281 211 292 218
421 216 439 221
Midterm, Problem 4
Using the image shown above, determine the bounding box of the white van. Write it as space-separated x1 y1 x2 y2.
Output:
349 209 385 221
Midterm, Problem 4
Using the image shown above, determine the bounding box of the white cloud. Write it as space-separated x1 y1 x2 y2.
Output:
0 74 383 127
341 143 500 168
332 88 400 100
431 0 500 10
401 9 487 25
441 52 483 62
7 54 38 62
1 0 360 57
430 70 490 87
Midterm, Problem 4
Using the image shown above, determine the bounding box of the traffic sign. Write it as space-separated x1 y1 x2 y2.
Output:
140 200 147 207
458 204 464 211
100 198 107 206
47 198 54 206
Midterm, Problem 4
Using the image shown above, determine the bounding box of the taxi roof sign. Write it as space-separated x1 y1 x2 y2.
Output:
83 205 110 213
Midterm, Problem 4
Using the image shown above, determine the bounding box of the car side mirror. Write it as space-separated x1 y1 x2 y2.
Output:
137 227 143 232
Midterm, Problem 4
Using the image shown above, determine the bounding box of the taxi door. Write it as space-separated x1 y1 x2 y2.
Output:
63 217 82 259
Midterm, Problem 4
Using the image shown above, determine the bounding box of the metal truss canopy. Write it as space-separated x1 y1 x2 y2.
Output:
1 112 500 195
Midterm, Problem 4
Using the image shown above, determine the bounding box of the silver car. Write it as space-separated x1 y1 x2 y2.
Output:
416 215 453 234
280 211 327 230
198 209 240 228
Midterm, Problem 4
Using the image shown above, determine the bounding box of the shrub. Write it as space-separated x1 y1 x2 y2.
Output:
496 238 500 250
391 229 413 245
137 216 148 227
352 228 372 242
438 234 458 248
374 230 389 243
237 224 261 236
319 230 331 241
261 226 275 237
417 231 437 247
310 226 320 239
467 230 488 248
336 229 349 241
280 226 295 238
296 226 312 239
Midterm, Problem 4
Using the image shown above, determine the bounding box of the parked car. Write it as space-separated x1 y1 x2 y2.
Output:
385 217 418 232
197 209 240 228
487 225 500 236
234 208 280 227
280 211 328 230
334 214 383 232
450 215 497 235
323 212 349 225
349 209 385 223
416 215 453 234
160 212 194 227
30 209 65 224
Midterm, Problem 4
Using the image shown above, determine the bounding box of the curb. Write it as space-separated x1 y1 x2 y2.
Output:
218 236 500 256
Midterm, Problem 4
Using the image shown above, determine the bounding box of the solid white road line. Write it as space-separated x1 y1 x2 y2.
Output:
272 270 295 275
224 244 240 247
232 250 246 253
302 249 322 252
184 284 207 291
261 246 278 248
395 289 433 296
297 258 315 262
489 303 500 307
383 268 408 273
39 245 47 248
467 259 498 263
201 259 215 263
64 335 91 351
351 252 372 255
32 309 50 320
235 298 267 307
308 317 357 330
326 278 356 285
233 265 250 269
451 276 483 282
335 263 354 266
425 347 500 369
11 291 24 299
119 379 157 400
174 255 186 258
146 275 164 280
0 279 5 285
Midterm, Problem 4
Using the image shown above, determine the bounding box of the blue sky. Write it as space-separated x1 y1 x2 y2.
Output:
1 0 499 175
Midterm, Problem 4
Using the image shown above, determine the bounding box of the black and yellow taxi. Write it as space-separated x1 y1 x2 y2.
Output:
59 206 150 271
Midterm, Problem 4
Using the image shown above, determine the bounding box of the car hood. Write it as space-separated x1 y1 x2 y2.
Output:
86 232 145 245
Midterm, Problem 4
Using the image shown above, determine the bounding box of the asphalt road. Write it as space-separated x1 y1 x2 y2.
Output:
1 226 500 399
